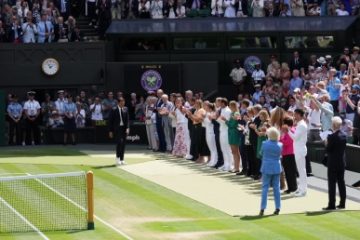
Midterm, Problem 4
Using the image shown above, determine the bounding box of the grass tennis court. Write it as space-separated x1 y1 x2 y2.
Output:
0 145 359 240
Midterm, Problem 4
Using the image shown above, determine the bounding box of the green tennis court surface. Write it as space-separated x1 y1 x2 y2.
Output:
0 145 359 240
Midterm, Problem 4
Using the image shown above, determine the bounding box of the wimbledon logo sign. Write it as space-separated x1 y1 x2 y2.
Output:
141 70 163 91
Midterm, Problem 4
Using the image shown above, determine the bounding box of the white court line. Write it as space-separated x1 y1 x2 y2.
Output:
0 196 49 240
26 173 134 240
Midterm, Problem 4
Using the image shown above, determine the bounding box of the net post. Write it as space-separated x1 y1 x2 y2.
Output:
87 171 95 230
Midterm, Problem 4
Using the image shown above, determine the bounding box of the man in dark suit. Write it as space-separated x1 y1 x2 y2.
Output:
109 97 130 165
323 116 347 210
289 51 306 72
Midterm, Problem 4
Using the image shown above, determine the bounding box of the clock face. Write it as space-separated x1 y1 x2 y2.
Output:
42 58 60 76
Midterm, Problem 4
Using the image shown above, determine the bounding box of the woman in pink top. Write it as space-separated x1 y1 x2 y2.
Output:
280 117 298 194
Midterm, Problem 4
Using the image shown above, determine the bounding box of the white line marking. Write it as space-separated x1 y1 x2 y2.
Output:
26 173 133 240
0 196 49 240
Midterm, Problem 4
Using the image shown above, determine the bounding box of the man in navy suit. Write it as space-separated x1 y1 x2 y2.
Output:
323 116 347 210
109 97 130 165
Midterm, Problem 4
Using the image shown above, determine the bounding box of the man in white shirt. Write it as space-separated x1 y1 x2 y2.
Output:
286 108 308 197
23 91 41 145
217 98 234 171
230 59 247 92
307 100 321 142
251 63 265 86
55 90 67 118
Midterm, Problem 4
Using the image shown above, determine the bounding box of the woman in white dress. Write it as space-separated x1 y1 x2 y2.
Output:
203 101 218 167
172 97 189 157
251 0 265 17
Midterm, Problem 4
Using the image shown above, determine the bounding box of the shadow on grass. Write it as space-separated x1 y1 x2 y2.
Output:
0 146 87 158
305 211 332 216
92 164 117 169
239 214 273 220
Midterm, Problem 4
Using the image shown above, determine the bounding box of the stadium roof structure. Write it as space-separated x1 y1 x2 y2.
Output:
106 16 358 35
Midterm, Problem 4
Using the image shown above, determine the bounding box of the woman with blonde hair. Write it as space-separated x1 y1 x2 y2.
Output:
172 97 189 157
226 101 242 173
250 109 270 161
186 99 210 163
280 62 291 85
203 101 218 166
259 127 283 216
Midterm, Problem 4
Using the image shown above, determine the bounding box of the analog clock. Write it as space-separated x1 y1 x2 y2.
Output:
42 58 60 76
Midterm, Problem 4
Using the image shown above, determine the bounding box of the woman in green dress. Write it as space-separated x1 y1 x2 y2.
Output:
250 110 270 160
226 101 241 173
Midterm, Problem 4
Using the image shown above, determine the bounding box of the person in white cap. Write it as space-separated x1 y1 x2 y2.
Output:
23 91 41 145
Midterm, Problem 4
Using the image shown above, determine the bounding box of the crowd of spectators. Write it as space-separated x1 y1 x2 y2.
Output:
0 0 84 43
104 0 359 20
5 45 360 147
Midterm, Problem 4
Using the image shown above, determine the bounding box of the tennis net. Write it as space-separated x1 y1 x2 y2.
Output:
0 171 94 233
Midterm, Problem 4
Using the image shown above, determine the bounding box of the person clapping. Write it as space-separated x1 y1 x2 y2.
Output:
259 127 283 216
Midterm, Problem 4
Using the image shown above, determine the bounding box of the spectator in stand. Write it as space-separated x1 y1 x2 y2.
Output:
48 2 61 24
37 12 53 43
7 94 23 146
63 95 77 145
0 20 7 42
251 0 265 17
55 90 67 117
17 1 29 23
54 16 68 42
279 2 291 16
102 91 117 120
32 1 42 24
111 0 123 20
22 11 37 43
265 2 279 16
211 0 224 17
336 3 350 16
41 93 55 126
126 0 139 19
327 68 341 112
57 0 71 19
291 0 305 16
8 15 23 43
252 63 265 86
230 59 247 92
75 101 86 128
344 85 360 122
224 0 236 18
138 0 151 18
289 51 305 72
351 46 360 62
48 110 64 128
289 69 303 94
90 96 104 125
150 0 163 18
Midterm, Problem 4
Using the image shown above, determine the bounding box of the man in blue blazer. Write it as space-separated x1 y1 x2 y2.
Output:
37 12 53 43
323 116 347 210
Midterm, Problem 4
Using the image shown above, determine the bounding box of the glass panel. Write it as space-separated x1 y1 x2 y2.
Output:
284 36 334 49
229 37 277 49
173 37 221 50
120 38 167 51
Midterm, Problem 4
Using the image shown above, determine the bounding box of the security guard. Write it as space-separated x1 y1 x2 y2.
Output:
7 94 23 145
23 91 41 145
